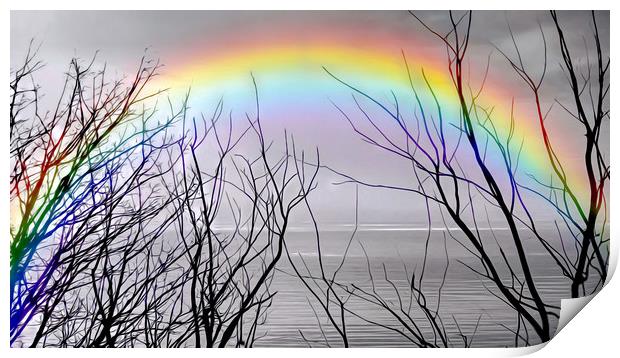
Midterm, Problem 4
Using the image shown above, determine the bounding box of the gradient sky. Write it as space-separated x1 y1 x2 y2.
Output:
10 11 609 225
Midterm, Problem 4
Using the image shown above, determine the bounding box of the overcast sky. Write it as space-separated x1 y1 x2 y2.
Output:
10 11 609 225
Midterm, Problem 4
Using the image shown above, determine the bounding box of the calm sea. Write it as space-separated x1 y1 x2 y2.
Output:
252 225 583 347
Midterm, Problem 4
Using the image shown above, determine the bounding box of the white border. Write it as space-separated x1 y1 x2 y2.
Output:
3 2 618 357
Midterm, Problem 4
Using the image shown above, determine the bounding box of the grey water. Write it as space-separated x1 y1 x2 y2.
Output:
252 225 582 348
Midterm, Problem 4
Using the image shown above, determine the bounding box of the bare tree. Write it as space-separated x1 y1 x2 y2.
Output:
9 45 182 345
497 10 609 298
10 48 320 348
322 11 574 344
150 80 320 348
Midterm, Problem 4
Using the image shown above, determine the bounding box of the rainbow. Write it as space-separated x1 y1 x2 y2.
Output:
150 22 589 201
